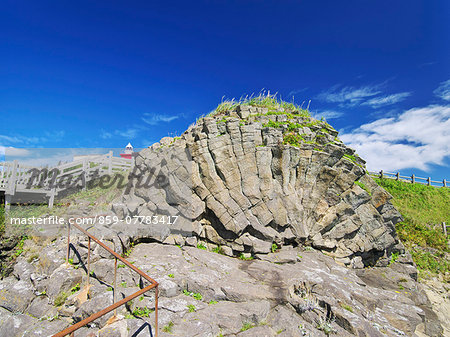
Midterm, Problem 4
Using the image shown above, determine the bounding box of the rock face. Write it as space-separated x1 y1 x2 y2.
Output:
0 237 442 337
115 105 404 267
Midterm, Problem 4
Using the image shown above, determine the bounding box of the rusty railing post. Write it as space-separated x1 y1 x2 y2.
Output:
87 237 91 286
155 285 159 337
113 257 117 317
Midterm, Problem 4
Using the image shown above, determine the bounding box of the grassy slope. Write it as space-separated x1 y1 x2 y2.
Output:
375 178 449 280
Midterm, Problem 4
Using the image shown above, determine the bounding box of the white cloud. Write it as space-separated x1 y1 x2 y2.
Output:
434 79 450 101
0 134 46 146
340 105 450 172
142 113 180 125
313 110 344 120
2 148 31 157
100 130 113 139
362 92 411 108
288 88 309 97
114 128 139 138
316 84 382 105
100 128 139 139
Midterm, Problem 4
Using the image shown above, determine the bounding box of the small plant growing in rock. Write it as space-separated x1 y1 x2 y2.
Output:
315 316 336 335
340 303 353 313
118 263 125 268
106 287 113 291
183 289 203 300
192 292 202 300
162 321 174 333
197 242 207 250
70 283 80 294
132 306 153 317
120 281 127 287
54 291 68 307
355 180 371 195
283 132 304 147
168 273 174 278
239 253 254 261
389 252 399 266
241 322 255 331
271 243 278 253
212 246 225 255
187 304 196 312
209 300 218 305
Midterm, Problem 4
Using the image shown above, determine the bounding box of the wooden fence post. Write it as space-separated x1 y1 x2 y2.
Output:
396 172 399 181
444 179 447 188
411 174 415 184
48 186 56 209
108 151 113 175
82 159 87 190
380 170 383 179
443 222 447 237
427 177 431 186
5 160 18 212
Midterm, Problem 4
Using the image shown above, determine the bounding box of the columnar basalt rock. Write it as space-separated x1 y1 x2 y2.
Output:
115 105 405 267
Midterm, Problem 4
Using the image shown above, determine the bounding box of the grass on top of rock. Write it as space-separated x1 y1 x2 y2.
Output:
212 91 310 116
375 178 449 281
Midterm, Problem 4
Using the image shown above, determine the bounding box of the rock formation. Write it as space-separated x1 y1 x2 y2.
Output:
114 104 404 268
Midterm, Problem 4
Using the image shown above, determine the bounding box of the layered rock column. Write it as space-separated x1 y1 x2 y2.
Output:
113 105 404 267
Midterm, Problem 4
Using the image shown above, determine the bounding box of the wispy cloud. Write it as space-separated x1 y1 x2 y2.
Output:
361 92 411 108
100 128 139 139
142 113 180 125
316 84 382 106
288 88 309 97
0 134 46 146
434 79 450 101
340 104 450 171
313 110 344 120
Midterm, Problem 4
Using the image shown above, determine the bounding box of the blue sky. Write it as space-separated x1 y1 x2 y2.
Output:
1 1 449 180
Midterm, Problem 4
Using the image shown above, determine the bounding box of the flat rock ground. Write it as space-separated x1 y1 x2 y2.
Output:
0 236 447 337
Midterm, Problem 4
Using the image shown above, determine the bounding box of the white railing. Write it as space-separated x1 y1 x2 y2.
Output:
1 151 133 208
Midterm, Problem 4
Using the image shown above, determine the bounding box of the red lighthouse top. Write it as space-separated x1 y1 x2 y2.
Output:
120 143 133 159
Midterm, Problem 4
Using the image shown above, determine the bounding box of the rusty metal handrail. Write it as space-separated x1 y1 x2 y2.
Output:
52 219 159 337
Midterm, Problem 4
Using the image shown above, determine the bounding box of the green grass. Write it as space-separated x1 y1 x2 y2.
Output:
183 289 203 300
187 304 196 312
283 132 305 147
340 303 354 313
70 283 80 294
239 253 254 261
197 242 207 250
375 178 449 279
211 92 310 116
0 205 5 236
54 291 68 307
355 180 371 195
162 321 174 333
241 322 255 331
212 246 225 255
271 243 278 253
132 306 154 317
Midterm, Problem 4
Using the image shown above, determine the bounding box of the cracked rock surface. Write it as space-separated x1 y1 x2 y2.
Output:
114 105 405 268
0 238 443 336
